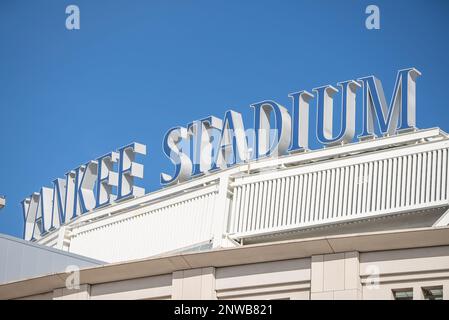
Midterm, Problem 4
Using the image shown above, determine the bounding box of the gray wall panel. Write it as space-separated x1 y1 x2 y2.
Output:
0 233 104 284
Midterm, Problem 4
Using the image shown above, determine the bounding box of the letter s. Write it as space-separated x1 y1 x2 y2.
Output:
160 127 193 185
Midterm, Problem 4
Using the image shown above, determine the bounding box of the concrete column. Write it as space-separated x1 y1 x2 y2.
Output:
56 226 67 251
443 283 449 300
53 284 90 300
172 267 216 300
413 286 422 300
310 251 362 300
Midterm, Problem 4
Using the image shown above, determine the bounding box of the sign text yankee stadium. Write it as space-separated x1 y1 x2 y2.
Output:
21 68 420 240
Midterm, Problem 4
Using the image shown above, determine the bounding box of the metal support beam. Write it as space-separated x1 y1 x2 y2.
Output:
211 174 231 248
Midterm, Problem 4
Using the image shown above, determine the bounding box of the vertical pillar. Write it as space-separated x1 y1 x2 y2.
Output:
172 267 216 300
56 226 66 250
443 283 449 300
310 251 362 300
413 286 422 300
53 284 90 300
211 174 231 248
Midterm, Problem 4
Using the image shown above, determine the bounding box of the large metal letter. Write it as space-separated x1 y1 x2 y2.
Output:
251 101 291 158
212 110 249 169
161 127 192 185
313 80 360 146
116 143 146 201
187 116 222 176
357 68 421 139
95 152 119 208
288 91 314 152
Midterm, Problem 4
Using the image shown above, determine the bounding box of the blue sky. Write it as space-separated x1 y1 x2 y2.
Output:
1 0 449 238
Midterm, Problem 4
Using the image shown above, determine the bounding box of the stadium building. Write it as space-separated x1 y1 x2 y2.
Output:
1 68 449 300
1 128 449 300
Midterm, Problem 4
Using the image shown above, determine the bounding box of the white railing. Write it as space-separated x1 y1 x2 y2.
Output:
228 139 449 238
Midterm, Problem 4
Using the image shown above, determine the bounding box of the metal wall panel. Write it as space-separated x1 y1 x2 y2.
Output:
0 233 103 285
69 187 219 262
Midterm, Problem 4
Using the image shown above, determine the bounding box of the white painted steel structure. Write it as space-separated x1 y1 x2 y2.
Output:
35 128 449 263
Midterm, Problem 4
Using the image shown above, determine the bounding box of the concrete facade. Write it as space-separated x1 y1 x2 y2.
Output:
2 227 449 300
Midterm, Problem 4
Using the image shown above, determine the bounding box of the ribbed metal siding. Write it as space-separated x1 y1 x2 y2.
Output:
229 148 449 234
70 190 218 262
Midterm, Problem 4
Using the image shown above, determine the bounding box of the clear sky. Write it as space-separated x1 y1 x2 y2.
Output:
1 0 449 238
